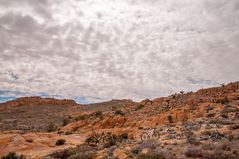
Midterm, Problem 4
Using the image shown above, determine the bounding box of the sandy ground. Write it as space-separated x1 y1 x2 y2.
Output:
0 132 86 159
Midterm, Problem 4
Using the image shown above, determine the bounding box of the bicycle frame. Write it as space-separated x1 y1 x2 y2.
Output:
140 128 160 141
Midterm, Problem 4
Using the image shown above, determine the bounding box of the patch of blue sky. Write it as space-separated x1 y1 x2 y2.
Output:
187 77 219 85
0 96 16 103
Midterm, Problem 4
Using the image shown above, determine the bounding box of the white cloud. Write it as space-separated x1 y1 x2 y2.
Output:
0 0 239 103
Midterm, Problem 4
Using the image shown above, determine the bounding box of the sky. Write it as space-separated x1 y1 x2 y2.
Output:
0 0 239 104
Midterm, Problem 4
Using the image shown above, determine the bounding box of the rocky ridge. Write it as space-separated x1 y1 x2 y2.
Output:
0 81 239 159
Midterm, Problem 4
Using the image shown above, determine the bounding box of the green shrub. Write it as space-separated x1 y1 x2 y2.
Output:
62 118 70 126
135 104 145 111
55 139 66 146
85 136 97 145
75 115 87 121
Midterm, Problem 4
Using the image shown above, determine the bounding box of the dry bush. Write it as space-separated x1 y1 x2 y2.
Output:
220 112 228 118
137 153 166 159
202 150 239 159
46 122 57 132
55 139 66 146
229 124 239 130
95 111 103 117
104 135 117 148
117 133 128 141
132 140 159 154
201 130 225 141
50 144 96 159
136 148 175 159
75 115 87 121
206 105 214 111
185 130 200 145
62 118 70 126
199 141 239 159
216 97 229 104
101 156 119 159
167 115 173 123
210 119 235 125
67 152 94 159
206 113 215 118
135 104 145 111
1 152 26 159
114 110 124 116
185 147 203 158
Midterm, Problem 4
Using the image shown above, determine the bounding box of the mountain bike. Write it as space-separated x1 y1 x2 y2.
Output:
86 126 112 145
140 128 160 141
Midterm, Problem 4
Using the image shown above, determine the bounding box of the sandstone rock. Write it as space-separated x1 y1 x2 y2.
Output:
228 93 239 101
113 149 128 159
141 148 150 154
0 96 77 107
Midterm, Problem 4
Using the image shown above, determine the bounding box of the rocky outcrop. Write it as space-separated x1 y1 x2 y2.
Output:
0 96 77 107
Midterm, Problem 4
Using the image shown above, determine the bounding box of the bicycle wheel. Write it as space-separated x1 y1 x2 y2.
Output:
140 132 150 141
152 131 160 140
103 135 112 143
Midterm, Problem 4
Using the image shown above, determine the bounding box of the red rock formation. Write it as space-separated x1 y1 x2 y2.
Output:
0 96 77 107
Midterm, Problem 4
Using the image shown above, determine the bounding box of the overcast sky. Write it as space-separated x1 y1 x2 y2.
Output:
0 0 239 103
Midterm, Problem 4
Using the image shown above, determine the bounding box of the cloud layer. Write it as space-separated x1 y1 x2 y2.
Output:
0 0 239 103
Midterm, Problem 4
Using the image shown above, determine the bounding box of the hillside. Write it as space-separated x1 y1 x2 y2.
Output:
0 82 239 159
0 97 134 132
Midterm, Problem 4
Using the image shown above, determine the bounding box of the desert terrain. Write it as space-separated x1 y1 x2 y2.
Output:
0 82 239 159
